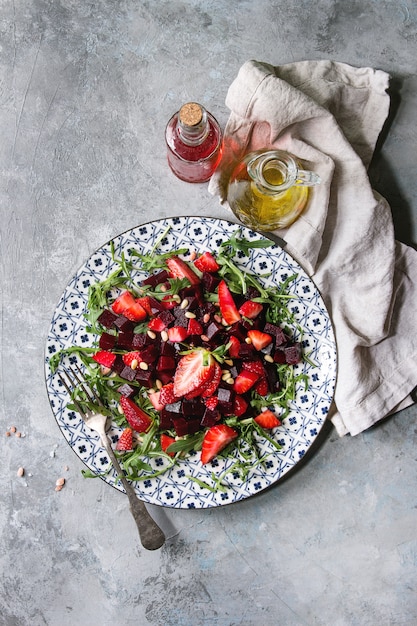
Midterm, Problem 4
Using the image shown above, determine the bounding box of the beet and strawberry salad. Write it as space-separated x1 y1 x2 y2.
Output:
51 228 310 492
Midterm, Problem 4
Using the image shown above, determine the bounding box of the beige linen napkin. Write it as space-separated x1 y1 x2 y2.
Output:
209 60 417 436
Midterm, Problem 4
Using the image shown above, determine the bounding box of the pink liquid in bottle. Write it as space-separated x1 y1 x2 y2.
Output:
165 102 223 183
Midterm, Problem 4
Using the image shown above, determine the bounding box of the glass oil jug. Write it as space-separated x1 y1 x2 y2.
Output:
227 150 321 231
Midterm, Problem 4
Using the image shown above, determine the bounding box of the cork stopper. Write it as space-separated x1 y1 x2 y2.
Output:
179 102 203 127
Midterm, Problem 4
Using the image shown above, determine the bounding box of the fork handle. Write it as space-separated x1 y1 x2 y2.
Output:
102 439 166 550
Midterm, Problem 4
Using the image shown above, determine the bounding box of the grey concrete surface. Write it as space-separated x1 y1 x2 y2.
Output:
1 1 417 625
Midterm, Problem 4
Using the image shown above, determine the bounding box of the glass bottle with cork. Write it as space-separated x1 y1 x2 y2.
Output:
165 102 223 183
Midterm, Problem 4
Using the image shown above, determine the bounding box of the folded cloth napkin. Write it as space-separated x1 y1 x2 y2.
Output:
209 59 417 436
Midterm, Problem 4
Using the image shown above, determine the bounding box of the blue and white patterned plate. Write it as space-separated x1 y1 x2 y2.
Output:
44 216 337 508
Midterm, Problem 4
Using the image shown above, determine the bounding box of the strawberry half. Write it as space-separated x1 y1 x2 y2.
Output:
161 433 176 457
167 326 188 343
122 351 142 368
193 251 220 273
254 409 282 429
116 427 134 451
120 396 153 433
201 424 238 464
166 256 200 286
158 382 179 406
173 349 215 398
218 280 241 324
238 300 263 319
233 370 260 394
111 291 147 322
92 350 116 369
247 329 273 351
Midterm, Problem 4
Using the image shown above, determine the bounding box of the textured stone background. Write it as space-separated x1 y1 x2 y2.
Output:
1 1 416 625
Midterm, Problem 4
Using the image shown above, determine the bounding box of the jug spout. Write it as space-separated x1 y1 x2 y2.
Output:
227 149 320 231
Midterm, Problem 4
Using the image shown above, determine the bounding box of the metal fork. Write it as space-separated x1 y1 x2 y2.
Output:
58 364 165 551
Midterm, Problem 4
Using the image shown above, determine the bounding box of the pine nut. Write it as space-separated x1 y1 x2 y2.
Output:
159 284 167 292
214 314 222 323
55 485 63 492
130 359 139 370
203 313 210 323
185 311 196 319
15 432 21 438
10 426 16 433
17 467 24 477
180 298 189 309
56 478 65 487
147 330 156 340
264 354 274 363
172 294 181 303
201 335 209 342
155 379 163 390
139 361 148 370
161 330 169 342
5 431 10 437
225 359 234 366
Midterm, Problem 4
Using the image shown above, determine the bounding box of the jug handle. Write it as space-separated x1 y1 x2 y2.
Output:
295 170 321 187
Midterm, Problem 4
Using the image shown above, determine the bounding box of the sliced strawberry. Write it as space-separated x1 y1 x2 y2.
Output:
116 427 134 451
201 424 238 464
218 280 241 324
122 351 142 368
161 433 176 457
167 326 188 343
92 350 116 368
233 395 248 417
233 370 260 394
200 362 222 397
227 335 241 359
148 316 168 332
254 377 269 396
160 294 178 310
194 251 220 273
247 329 273 351
173 350 215 398
148 390 164 411
204 396 219 411
238 300 263 319
166 256 200 286
111 291 147 321
159 382 179 406
187 317 203 336
120 396 152 433
136 295 153 316
254 409 282 429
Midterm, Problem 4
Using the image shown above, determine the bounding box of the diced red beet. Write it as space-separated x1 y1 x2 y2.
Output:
171 416 190 436
263 323 286 346
158 370 175 385
285 343 302 364
117 331 134 349
119 365 137 382
141 270 170 288
201 272 221 293
273 347 287 364
182 398 205 419
159 408 174 430
97 309 119 329
205 320 223 340
113 315 135 332
157 355 176 372
160 341 176 358
139 345 159 364
132 333 148 349
186 417 203 435
238 343 256 360
117 383 137 398
134 368 154 388
227 322 246 342
172 309 189 329
112 355 125 374
264 362 280 392
99 332 117 350
200 407 221 427
158 310 176 326
217 387 235 414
